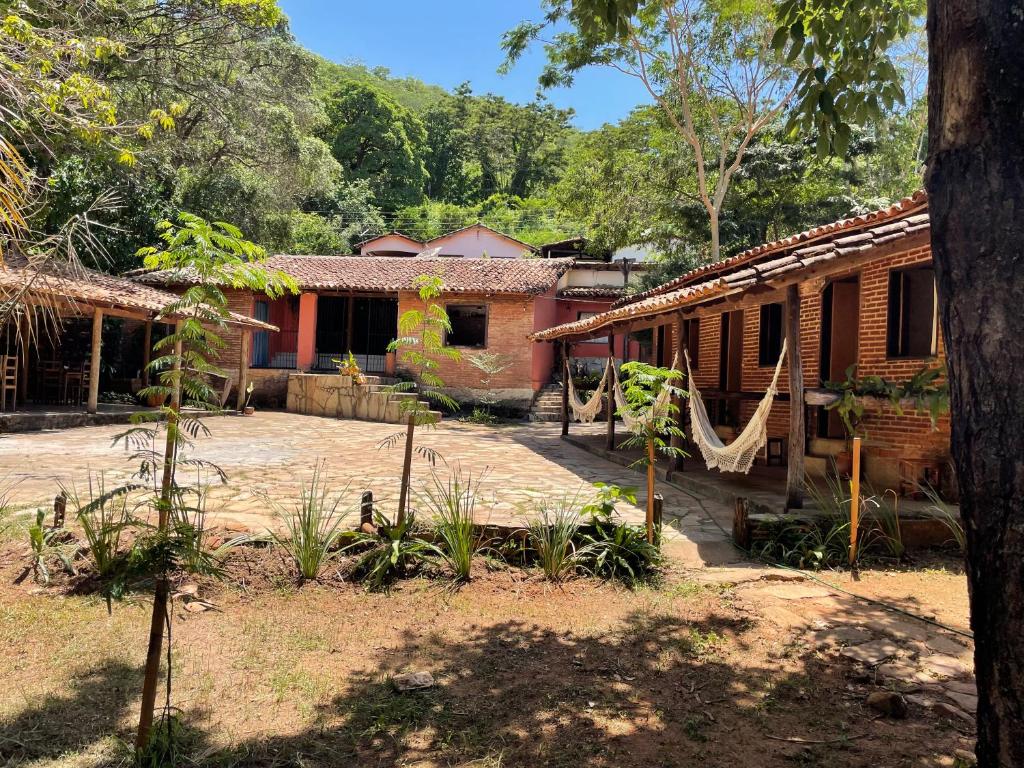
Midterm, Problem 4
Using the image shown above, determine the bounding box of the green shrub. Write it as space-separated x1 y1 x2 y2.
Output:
62 475 136 578
266 463 350 581
578 518 661 583
351 510 440 591
918 480 965 552
528 494 585 581
419 470 489 582
467 406 497 425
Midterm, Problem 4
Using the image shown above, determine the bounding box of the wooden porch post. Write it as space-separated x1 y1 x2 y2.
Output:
606 332 615 450
345 294 354 353
141 320 153 388
669 313 686 475
87 307 103 413
785 283 805 509
560 340 569 436
18 313 29 401
236 329 251 411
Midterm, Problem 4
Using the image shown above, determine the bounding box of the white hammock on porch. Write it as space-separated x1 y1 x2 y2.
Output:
612 353 680 431
684 339 787 474
566 357 611 423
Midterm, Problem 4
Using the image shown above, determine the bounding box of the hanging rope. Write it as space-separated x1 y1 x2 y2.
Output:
684 338 787 474
566 357 611 423
612 352 680 431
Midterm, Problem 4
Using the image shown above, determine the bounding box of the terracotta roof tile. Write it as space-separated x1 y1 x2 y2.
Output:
138 255 572 296
533 193 931 342
557 285 627 299
618 190 928 307
1 256 275 329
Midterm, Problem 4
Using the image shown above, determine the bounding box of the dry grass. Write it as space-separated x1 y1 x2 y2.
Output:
0 538 972 768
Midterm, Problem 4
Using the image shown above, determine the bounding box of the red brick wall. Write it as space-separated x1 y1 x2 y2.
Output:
397 290 536 391
653 243 951 486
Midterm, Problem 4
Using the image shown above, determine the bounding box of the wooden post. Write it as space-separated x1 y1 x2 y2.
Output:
849 436 862 565
646 438 656 543
669 314 686 475
653 493 663 545
235 329 250 411
360 490 374 527
560 341 569 436
345 294 354 353
87 307 103 413
18 313 29 400
141 320 153 388
785 284 805 509
605 334 615 450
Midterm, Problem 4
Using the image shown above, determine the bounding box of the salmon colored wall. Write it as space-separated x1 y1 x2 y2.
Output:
296 292 318 370
555 298 630 359
429 227 531 259
532 288 559 390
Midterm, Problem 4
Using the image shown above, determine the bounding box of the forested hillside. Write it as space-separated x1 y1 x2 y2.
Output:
6 0 925 285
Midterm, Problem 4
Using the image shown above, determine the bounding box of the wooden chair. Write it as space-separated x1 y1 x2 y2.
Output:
63 362 86 406
0 355 17 412
38 361 63 404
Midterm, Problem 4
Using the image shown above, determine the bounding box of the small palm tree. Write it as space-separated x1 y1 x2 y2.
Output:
381 274 460 525
617 361 687 543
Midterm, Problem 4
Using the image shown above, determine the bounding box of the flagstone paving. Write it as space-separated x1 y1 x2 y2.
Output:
0 411 741 567
2 411 977 713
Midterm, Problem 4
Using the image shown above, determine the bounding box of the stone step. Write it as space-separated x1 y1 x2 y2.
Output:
529 413 561 422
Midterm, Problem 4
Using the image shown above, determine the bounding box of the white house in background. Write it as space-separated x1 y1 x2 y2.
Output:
355 223 537 259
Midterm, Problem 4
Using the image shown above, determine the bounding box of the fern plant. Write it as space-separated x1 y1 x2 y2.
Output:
380 275 461 525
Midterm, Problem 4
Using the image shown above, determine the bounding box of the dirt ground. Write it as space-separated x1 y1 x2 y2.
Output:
0 529 975 768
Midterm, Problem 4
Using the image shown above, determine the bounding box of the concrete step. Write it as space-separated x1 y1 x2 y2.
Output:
529 413 561 422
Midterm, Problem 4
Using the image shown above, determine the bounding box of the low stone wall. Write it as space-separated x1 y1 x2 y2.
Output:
286 373 424 424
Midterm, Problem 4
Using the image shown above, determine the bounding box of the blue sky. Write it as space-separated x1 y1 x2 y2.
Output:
278 0 651 130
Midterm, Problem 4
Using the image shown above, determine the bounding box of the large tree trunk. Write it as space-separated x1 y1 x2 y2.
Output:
927 1 1024 764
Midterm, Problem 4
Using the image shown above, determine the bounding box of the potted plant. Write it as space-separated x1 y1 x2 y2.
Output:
333 351 365 384
242 382 255 415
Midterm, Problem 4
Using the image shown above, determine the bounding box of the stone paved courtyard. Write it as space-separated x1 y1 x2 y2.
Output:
0 412 740 567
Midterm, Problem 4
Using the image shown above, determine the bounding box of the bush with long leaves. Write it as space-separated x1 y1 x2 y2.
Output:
351 510 440 592
418 469 490 582
266 463 351 581
61 475 138 579
528 494 586 581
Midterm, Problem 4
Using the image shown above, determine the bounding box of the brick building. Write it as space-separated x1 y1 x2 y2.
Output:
532 191 952 496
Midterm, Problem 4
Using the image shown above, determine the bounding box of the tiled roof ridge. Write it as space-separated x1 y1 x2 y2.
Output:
618 190 928 307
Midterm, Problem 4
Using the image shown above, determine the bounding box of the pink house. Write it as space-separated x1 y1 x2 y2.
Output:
356 223 537 259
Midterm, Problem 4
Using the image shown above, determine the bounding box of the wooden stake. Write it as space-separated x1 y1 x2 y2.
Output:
560 341 569 436
646 438 656 543
849 436 862 565
605 335 615 450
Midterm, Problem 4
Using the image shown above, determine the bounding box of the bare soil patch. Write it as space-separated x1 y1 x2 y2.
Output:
0 535 973 768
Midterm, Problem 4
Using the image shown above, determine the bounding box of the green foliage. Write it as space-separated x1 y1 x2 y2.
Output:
62 476 136 578
351 510 440 592
528 494 585 581
918 481 965 552
825 363 950 436
418 470 491 582
392 194 575 246
266 463 350 582
578 517 661 583
27 509 76 585
386 275 462 416
616 362 687 464
772 0 923 156
333 351 365 382
322 81 428 210
581 482 639 520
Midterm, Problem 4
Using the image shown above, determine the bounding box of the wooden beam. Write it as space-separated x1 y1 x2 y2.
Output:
561 341 569 436
669 314 686 475
141 320 153 388
87 307 103 414
606 334 615 450
236 329 251 411
785 283 805 509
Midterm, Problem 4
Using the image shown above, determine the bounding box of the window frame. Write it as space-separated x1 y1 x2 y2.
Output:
444 303 489 349
886 265 939 359
576 311 608 344
758 302 784 367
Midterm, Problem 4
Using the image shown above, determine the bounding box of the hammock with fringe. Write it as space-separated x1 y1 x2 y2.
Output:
566 357 612 423
684 338 787 473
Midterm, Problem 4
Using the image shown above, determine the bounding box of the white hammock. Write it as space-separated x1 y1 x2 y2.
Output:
612 353 680 431
684 338 787 474
566 357 611 423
